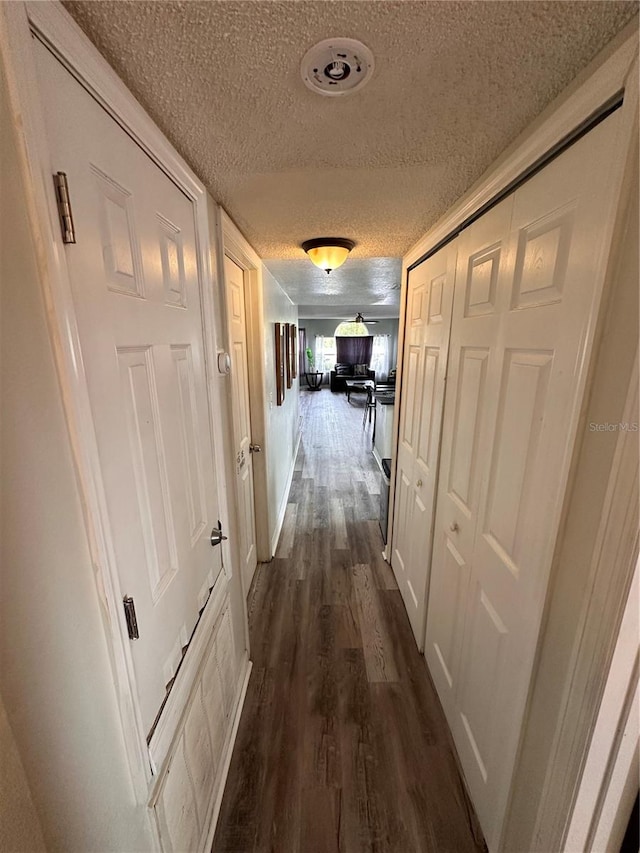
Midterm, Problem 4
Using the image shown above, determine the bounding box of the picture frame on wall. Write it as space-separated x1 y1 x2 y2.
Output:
284 322 292 389
275 322 285 405
290 324 297 379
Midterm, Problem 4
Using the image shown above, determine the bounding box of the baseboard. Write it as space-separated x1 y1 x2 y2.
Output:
202 652 252 853
270 429 302 557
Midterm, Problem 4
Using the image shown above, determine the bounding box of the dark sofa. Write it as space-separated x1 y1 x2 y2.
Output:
330 363 375 392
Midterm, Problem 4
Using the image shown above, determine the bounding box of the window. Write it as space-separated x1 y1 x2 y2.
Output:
315 335 337 372
370 334 391 380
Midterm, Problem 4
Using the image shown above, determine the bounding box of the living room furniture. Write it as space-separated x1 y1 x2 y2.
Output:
330 363 375 392
362 385 376 427
344 379 374 404
304 371 323 391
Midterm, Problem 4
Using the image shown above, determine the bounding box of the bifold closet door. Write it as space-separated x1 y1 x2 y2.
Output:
392 241 455 646
424 110 624 850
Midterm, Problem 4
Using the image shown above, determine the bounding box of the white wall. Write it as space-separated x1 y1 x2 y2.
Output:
262 268 300 555
0 62 152 852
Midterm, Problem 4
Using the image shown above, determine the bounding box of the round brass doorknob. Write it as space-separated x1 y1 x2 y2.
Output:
449 521 459 532
416 479 422 488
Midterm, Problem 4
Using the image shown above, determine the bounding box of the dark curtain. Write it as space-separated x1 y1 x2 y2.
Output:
336 336 373 365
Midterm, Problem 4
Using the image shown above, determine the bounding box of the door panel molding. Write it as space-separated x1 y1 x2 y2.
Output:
424 107 635 850
0 0 236 810
391 240 456 647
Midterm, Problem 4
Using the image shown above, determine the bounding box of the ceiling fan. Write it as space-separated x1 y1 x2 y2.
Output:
338 312 379 324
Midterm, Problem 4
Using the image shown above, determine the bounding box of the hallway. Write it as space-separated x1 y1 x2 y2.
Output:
213 389 486 853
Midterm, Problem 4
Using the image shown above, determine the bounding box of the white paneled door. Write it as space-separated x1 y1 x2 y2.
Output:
35 41 223 734
392 241 456 646
423 200 511 724
425 112 623 849
223 255 258 596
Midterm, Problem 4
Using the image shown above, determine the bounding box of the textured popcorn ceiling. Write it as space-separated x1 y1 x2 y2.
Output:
63 1 637 312
265 258 403 316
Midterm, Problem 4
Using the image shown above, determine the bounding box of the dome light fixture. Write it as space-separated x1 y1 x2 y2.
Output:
301 237 355 274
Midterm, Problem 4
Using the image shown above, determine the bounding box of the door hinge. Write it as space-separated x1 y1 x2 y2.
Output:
122 596 139 640
53 171 76 244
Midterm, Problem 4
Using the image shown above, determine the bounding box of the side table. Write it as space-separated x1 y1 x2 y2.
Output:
304 371 323 391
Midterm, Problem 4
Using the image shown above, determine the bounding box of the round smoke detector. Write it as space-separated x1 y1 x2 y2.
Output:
301 38 374 97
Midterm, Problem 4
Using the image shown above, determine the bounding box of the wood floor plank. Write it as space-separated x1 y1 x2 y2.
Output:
334 603 361 650
300 787 341 853
290 530 312 581
352 564 399 683
329 498 348 550
212 389 486 853
277 502 298 558
363 469 381 496
347 519 398 590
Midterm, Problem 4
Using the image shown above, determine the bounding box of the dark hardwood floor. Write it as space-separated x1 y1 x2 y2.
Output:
213 388 486 853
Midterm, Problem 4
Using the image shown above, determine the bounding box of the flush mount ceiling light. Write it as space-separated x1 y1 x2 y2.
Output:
300 38 375 97
335 313 370 336
301 237 355 273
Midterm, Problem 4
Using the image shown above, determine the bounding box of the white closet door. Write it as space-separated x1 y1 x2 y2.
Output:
425 111 623 850
424 199 512 721
392 241 456 646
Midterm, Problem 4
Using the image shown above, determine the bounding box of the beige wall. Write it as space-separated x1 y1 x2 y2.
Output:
261 268 300 554
0 696 46 853
0 60 152 852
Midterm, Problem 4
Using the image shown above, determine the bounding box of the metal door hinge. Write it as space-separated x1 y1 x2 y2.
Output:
53 171 76 244
123 596 139 640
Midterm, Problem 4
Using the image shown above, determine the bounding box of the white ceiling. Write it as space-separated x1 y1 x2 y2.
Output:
264 258 403 318
63 1 638 316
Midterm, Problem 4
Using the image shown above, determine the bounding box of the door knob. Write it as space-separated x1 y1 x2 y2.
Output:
249 444 262 453
210 522 228 547
449 521 459 532
416 479 423 488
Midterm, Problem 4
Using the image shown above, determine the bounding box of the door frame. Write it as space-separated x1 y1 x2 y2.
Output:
217 209 271 566
0 0 235 803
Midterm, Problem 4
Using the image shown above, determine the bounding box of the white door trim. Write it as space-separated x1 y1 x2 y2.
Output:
531 356 639 851
564 553 639 853
0 0 232 806
217 209 271 564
